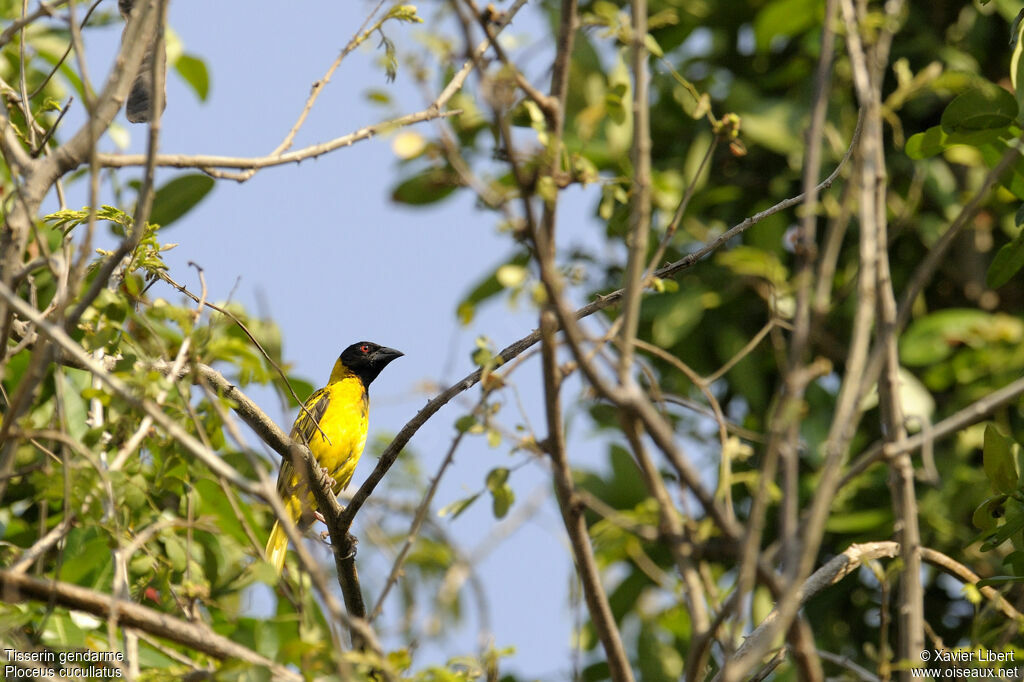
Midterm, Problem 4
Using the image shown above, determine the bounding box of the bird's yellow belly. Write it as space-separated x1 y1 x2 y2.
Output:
285 377 368 525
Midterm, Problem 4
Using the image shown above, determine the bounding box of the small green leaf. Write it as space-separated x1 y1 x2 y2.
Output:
983 424 1019 495
384 4 423 23
906 125 1013 160
987 230 1024 289
486 468 514 519
973 495 1007 532
438 493 480 519
161 534 187 572
643 33 663 58
941 85 1018 133
390 167 459 205
365 89 392 105
899 309 991 366
81 387 111 405
455 252 530 325
150 174 215 227
976 575 1024 587
825 508 892 533
490 485 514 518
455 415 478 433
174 53 209 101
486 467 509 489
1012 9 1024 116
1004 550 1024 576
752 0 818 53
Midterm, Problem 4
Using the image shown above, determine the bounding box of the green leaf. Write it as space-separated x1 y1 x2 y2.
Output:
983 424 1019 495
1012 9 1024 114
486 467 509 489
977 575 1024 587
643 289 705 348
940 85 1018 133
150 174 215 227
637 622 683 682
162 533 188 572
456 252 530 324
643 33 663 58
905 125 1011 159
986 230 1024 289
753 0 819 53
973 495 1007 532
980 499 1024 551
486 467 514 519
390 167 459 205
384 4 423 23
716 246 788 286
1006 550 1024 577
438 493 481 519
979 141 1024 200
899 309 991 366
174 53 210 101
365 89 392 105
454 415 478 433
825 508 892 533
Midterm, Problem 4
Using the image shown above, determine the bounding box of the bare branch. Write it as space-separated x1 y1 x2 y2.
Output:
540 310 634 682
714 542 901 682
842 374 1024 486
919 548 1024 622
617 0 652 383
0 569 302 681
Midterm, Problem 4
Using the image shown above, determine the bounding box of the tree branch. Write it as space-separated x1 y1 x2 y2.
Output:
0 569 301 681
540 310 634 682
714 542 901 682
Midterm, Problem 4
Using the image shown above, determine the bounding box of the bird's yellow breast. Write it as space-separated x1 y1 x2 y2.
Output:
279 373 369 527
304 376 368 492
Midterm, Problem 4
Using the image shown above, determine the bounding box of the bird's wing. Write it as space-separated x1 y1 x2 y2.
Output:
274 387 331 497
291 387 331 445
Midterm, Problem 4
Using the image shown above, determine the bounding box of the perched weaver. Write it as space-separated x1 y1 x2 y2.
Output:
265 341 403 574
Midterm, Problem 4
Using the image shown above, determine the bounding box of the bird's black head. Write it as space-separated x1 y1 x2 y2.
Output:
338 341 403 387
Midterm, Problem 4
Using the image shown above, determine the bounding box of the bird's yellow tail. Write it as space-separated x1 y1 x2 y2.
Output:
265 520 291 575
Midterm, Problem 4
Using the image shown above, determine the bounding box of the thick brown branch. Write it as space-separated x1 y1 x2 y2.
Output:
0 569 300 681
540 310 634 682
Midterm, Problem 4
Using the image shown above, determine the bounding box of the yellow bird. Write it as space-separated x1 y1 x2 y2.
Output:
265 341 403 574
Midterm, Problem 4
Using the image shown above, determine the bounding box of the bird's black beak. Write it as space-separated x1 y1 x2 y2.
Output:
372 346 404 366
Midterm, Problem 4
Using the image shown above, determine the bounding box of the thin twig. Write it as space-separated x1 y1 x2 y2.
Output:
616 0 652 383
368 393 486 622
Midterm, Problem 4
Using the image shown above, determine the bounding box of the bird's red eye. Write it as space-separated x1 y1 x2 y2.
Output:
360 344 369 353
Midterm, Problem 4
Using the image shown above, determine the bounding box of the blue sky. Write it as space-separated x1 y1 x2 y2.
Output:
53 1 621 677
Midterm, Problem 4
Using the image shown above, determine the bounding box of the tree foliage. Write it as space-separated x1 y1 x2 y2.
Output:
2 0 1024 681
